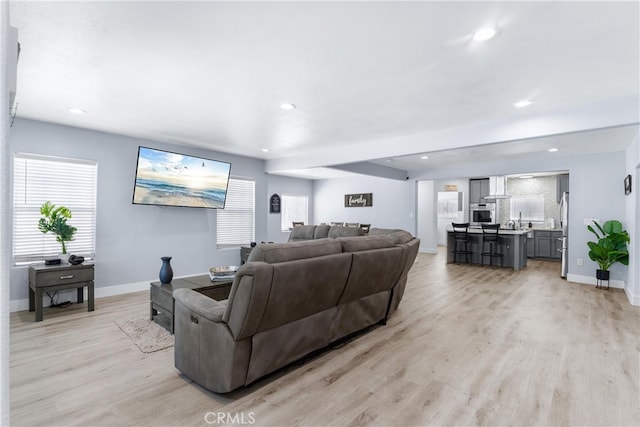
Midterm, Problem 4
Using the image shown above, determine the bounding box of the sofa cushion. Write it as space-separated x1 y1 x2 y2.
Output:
338 246 404 304
247 238 342 264
288 225 317 241
368 228 414 244
256 253 352 332
337 235 394 252
313 224 331 239
327 225 364 239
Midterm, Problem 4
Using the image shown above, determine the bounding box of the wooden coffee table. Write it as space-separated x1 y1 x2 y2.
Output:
149 274 233 333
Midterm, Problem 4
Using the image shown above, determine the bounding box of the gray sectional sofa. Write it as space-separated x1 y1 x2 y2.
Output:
173 229 419 393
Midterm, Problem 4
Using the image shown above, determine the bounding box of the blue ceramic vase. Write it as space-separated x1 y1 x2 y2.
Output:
159 256 173 284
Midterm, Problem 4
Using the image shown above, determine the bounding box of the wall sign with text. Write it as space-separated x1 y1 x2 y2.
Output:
344 193 373 207
269 194 281 213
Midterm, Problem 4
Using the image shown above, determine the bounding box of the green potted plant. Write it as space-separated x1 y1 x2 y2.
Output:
38 201 77 256
587 219 630 281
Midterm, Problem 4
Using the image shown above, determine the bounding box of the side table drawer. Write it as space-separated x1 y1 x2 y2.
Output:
151 286 173 312
33 267 94 287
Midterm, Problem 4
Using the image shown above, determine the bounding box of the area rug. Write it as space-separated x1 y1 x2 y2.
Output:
115 314 174 353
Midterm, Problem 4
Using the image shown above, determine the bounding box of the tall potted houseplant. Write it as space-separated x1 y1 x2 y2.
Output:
38 201 77 256
587 220 630 282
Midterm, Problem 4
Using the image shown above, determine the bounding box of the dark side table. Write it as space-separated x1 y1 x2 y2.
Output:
150 275 233 333
28 263 95 322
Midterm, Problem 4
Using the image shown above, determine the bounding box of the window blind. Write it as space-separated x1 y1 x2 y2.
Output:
216 178 255 246
510 196 544 222
13 153 97 263
281 195 309 231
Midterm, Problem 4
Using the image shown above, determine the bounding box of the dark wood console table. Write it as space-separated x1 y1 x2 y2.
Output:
29 263 95 322
150 275 233 333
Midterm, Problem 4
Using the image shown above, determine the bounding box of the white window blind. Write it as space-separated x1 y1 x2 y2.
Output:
216 178 255 247
510 196 544 222
281 195 309 231
13 153 97 263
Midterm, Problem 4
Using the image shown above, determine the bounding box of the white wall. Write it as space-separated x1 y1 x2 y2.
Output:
625 133 639 304
266 174 314 243
7 119 308 309
313 175 415 234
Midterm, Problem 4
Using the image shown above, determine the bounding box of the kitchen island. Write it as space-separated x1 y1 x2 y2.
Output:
446 227 529 270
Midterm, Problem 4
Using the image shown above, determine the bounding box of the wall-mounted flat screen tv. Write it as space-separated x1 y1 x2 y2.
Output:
132 146 231 209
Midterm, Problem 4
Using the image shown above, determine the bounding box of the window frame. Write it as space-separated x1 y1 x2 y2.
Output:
216 176 255 248
12 152 98 265
280 194 309 232
509 195 545 222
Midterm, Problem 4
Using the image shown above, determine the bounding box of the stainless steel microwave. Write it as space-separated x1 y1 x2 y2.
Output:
470 203 496 225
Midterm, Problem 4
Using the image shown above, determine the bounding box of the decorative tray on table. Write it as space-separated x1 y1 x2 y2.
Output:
209 266 239 281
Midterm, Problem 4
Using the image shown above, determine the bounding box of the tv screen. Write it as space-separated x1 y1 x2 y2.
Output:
132 146 231 209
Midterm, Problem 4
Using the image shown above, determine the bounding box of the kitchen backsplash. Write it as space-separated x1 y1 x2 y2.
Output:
496 175 562 228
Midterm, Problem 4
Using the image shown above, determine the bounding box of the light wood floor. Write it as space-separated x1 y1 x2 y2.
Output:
10 249 640 426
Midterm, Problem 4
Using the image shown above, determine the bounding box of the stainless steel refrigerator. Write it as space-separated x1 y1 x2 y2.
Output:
559 192 569 278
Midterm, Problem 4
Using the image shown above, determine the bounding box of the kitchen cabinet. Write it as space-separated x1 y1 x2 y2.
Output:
469 178 490 204
533 230 562 259
556 174 569 203
527 233 535 258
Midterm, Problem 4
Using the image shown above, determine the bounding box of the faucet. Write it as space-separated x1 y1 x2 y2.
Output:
518 212 522 229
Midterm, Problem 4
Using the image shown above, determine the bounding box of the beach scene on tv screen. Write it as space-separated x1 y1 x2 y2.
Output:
133 147 231 208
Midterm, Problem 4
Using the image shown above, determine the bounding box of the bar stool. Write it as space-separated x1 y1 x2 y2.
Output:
481 224 504 267
451 222 473 264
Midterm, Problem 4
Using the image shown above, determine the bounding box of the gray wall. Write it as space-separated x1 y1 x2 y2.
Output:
313 175 415 234
8 118 309 307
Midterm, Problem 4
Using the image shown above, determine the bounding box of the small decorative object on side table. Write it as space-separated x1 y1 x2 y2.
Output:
159 256 173 284
240 246 253 264
29 263 95 322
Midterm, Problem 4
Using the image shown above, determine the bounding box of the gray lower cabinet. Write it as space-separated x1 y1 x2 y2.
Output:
533 230 562 260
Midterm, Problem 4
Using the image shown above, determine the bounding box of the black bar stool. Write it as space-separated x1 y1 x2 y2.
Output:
481 224 504 267
452 222 473 264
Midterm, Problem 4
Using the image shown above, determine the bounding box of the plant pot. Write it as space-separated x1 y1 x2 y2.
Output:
596 269 610 280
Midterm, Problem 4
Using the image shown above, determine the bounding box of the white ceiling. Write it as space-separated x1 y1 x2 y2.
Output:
8 1 640 179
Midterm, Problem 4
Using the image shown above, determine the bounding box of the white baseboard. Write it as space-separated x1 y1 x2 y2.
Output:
566 273 625 289
624 287 640 306
419 246 438 254
566 273 639 306
10 280 151 313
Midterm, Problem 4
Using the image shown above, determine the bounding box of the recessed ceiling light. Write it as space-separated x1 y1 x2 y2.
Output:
514 100 532 108
420 156 429 160
548 148 558 152
519 175 534 179
261 148 270 153
280 103 296 111
472 27 497 42
385 159 393 163
68 107 86 114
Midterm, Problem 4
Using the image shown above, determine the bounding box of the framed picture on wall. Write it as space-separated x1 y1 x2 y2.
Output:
624 174 632 195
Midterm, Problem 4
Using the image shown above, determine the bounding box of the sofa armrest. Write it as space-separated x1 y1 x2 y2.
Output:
173 288 227 323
